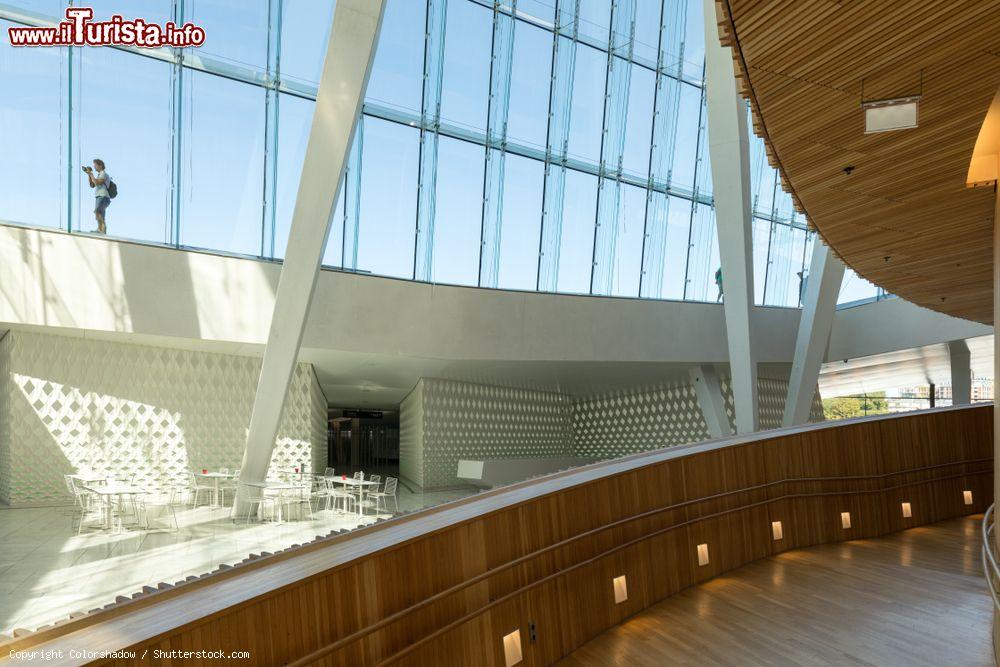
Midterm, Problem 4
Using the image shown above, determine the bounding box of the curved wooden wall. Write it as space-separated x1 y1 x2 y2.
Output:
0 406 992 666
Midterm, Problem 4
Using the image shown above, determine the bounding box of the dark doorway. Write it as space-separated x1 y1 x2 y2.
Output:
328 408 399 478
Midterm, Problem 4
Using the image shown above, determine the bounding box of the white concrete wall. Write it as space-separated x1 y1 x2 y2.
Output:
399 381 425 487
0 328 326 506
1 225 987 372
828 298 992 361
0 225 800 364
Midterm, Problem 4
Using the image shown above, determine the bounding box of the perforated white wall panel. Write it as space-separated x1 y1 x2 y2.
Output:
572 382 710 460
418 378 574 488
392 373 826 490
399 381 425 487
0 329 326 506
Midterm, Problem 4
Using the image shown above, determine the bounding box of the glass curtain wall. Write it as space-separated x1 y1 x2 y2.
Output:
0 0 827 307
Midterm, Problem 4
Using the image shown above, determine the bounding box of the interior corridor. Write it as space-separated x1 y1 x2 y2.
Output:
561 516 991 666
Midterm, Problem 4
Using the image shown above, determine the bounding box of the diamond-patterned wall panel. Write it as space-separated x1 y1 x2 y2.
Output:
399 382 425 487
720 375 825 432
419 378 574 488
0 329 326 506
401 372 828 490
572 381 711 460
0 332 13 503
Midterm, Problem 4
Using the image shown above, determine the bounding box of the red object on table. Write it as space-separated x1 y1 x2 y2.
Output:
201 468 207 474
342 474 346 480
295 467 299 473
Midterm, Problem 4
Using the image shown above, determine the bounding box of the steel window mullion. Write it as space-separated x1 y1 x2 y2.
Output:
637 0 667 299
682 66 706 300
167 0 185 247
260 0 282 259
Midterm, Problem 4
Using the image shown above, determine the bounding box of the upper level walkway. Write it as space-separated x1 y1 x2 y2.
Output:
0 405 991 666
562 514 991 666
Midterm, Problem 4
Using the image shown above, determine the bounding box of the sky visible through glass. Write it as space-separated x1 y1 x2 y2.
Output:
0 0 885 307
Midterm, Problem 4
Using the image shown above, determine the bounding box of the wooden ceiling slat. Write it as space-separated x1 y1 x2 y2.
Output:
721 0 1000 324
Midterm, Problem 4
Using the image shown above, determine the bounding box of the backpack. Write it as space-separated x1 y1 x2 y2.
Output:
107 179 118 199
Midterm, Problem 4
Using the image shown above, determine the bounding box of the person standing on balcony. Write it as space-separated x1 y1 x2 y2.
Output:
715 267 724 302
84 159 112 234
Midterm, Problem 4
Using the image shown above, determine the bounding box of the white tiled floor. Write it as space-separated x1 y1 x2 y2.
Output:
0 486 472 635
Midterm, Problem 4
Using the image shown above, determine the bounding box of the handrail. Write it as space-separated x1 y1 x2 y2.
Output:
288 460 992 667
982 505 1000 612
3 405 989 660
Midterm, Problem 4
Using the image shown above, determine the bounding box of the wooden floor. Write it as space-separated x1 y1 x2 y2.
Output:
561 516 992 667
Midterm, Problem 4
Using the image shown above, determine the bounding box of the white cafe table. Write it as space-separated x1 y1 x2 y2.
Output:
69 473 107 485
194 471 236 507
246 482 309 523
336 478 379 518
81 483 147 531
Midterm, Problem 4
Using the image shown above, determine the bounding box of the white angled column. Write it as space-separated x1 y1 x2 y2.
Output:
948 340 972 405
689 365 732 439
782 243 844 426
235 0 386 512
702 0 758 434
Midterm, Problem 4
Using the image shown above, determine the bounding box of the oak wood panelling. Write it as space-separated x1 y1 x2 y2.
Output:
561 516 992 666
714 1 1000 324
0 406 992 667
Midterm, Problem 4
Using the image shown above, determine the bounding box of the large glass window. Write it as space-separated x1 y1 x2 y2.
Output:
685 203 719 302
507 22 552 150
431 136 483 285
660 195 692 300
366 0 425 114
279 0 335 87
752 217 771 304
184 0 269 71
76 49 172 243
357 118 419 279
763 222 807 307
89 0 171 24
838 268 880 305
568 44 606 163
577 0 611 45
274 93 315 260
681 0 706 82
0 0 827 312
633 0 662 65
8 1 67 19
440 0 491 131
556 170 598 293
669 83 703 193
0 20 63 228
608 182 645 297
180 71 266 256
622 64 655 177
497 154 544 291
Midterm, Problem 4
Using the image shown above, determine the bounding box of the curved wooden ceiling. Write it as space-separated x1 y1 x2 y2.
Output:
716 1 1000 324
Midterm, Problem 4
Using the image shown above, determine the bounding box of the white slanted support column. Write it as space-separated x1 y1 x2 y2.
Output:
702 0 758 434
235 0 385 513
948 340 972 405
782 243 845 426
689 365 731 439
